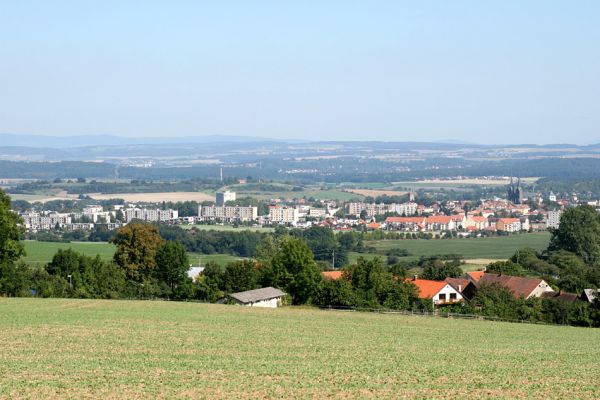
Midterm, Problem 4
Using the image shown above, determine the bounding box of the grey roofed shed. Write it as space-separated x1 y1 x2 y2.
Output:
229 287 286 304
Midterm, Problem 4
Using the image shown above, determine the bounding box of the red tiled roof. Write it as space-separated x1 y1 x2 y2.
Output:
366 222 381 229
477 273 547 299
470 216 487 222
426 216 453 224
406 278 447 299
466 270 486 282
385 217 425 223
498 218 520 223
322 271 343 280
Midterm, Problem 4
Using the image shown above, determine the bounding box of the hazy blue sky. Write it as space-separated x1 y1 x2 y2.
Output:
1 1 598 144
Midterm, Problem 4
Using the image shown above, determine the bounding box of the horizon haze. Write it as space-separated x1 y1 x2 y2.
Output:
1 1 599 144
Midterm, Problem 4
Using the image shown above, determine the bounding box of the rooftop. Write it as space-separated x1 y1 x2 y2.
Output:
229 287 286 304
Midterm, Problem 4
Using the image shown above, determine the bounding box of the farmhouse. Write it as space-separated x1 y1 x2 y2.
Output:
469 273 553 299
229 287 287 308
409 278 464 306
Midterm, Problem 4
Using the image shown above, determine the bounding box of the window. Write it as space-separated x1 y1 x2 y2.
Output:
438 293 446 301
449 293 457 300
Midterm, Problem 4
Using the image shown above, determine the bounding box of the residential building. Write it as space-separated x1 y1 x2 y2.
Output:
547 210 562 229
268 206 299 224
466 216 488 230
385 216 426 231
199 205 258 222
216 191 236 206
496 218 529 232
408 278 464 306
425 216 455 231
468 273 554 299
389 202 418 216
123 208 178 222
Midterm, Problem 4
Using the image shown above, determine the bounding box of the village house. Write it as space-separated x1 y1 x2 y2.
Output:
466 215 488 230
385 216 426 232
409 278 464 306
496 217 530 232
465 272 553 299
425 215 455 231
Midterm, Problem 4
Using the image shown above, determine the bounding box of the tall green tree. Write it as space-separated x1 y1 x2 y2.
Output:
110 223 164 280
549 205 600 265
263 236 322 304
0 189 25 265
154 241 190 293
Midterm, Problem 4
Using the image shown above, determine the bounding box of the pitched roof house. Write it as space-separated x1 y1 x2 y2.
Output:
229 287 287 308
475 273 553 299
408 278 464 306
425 216 455 231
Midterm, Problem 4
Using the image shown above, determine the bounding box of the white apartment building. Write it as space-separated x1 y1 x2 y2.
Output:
20 212 72 231
345 202 418 217
389 202 418 216
199 205 258 222
123 208 178 222
268 206 299 224
216 191 236 206
546 210 562 229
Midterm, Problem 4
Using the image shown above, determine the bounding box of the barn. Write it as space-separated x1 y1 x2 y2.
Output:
229 287 287 308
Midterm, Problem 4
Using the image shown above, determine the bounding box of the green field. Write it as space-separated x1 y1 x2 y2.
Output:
22 240 116 264
187 252 245 266
351 232 551 264
0 298 598 398
22 241 241 267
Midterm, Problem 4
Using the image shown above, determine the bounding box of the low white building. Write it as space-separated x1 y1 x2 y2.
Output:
228 287 287 308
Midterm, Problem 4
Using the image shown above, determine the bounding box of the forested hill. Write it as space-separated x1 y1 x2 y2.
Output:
2 157 600 182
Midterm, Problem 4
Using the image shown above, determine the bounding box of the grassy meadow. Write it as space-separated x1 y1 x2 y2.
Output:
371 232 550 258
22 241 241 267
0 298 598 399
22 240 116 264
22 232 550 268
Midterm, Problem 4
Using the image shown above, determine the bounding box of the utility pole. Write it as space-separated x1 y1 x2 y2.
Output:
332 250 335 269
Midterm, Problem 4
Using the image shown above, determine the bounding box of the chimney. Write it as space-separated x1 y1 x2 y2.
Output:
458 285 462 292
413 275 418 281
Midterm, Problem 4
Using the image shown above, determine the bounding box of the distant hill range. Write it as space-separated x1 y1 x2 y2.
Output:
0 133 283 148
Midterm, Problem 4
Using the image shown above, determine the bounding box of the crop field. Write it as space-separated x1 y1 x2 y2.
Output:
344 188 408 197
350 232 551 265
22 240 116 264
0 298 598 398
237 188 363 201
88 191 214 202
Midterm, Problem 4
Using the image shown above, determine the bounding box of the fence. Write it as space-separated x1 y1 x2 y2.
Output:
319 305 563 326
